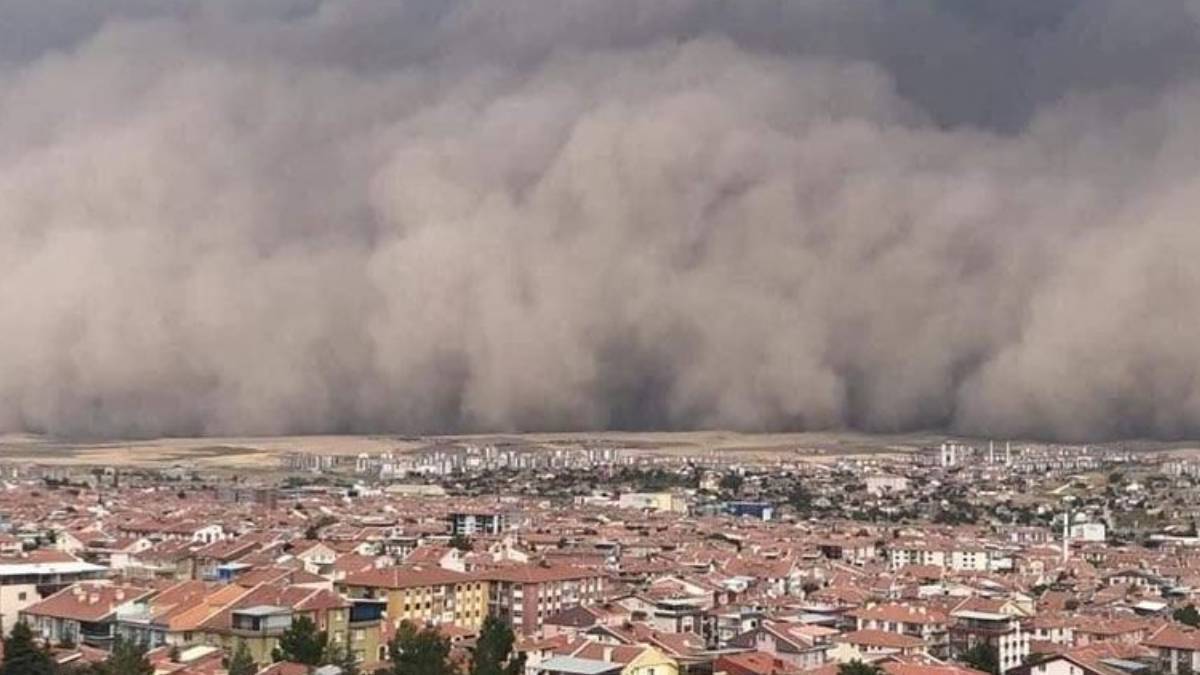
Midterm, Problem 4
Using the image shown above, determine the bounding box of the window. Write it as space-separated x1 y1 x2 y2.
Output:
17 592 25 601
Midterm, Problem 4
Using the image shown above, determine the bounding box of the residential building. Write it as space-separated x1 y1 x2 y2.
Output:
950 599 1030 674
339 566 489 629
0 554 107 635
20 583 152 648
485 565 608 635
450 512 507 537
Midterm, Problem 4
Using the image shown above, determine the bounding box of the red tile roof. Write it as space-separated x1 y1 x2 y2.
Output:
342 565 470 589
23 584 152 623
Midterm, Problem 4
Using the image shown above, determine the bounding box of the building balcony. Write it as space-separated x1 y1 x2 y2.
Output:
229 626 289 638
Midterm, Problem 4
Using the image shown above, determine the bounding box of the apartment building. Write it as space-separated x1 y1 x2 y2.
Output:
485 565 608 635
949 598 1030 674
339 566 489 629
200 585 382 667
850 603 950 658
887 542 994 572
450 512 506 537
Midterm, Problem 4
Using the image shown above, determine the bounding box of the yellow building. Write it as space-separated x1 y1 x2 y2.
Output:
339 566 489 629
623 646 680 675
539 644 680 675
200 586 384 667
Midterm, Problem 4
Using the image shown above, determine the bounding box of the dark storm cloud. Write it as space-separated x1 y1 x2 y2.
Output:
2 0 1200 441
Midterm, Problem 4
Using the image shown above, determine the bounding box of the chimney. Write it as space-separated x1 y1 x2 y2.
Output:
602 647 614 662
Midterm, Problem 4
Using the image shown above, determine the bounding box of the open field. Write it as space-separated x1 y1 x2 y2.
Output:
1 430 1197 470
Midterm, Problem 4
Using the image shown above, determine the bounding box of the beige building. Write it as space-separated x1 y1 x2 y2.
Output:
339 566 489 629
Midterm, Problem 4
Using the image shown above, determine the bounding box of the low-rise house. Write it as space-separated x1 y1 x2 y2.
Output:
288 541 339 575
0 551 108 635
728 620 836 670
1143 624 1200 674
1027 615 1074 646
192 539 262 581
117 580 249 648
539 642 679 675
1013 642 1156 675
831 629 928 661
715 651 804 675
21 583 154 647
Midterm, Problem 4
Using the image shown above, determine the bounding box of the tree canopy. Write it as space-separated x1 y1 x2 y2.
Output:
273 615 328 665
94 637 154 675
389 621 454 675
1175 604 1200 628
837 660 884 675
470 616 524 675
322 639 361 675
960 643 1000 675
1 622 56 675
227 640 257 675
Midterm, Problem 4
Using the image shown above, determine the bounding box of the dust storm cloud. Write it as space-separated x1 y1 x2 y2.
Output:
3 0 1200 441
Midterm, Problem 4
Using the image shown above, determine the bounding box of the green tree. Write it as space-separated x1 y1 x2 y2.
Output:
96 637 154 675
449 533 473 552
1175 604 1200 628
788 484 813 511
960 643 999 675
389 621 454 675
838 660 884 675
719 473 744 494
305 515 338 540
1 622 56 675
322 639 360 675
272 616 328 665
471 616 523 675
226 640 257 675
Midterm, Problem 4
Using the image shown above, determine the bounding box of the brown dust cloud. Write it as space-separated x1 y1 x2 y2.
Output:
3 1 1200 441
